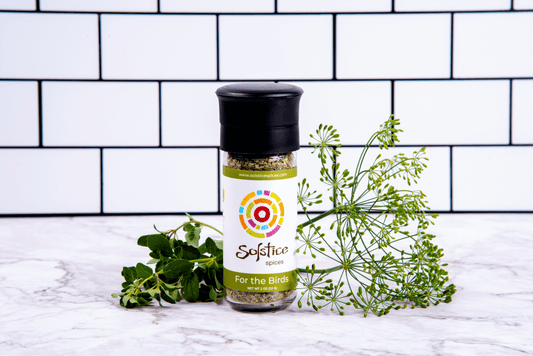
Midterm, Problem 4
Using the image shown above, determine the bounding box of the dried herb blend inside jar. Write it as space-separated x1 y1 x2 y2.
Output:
216 83 303 312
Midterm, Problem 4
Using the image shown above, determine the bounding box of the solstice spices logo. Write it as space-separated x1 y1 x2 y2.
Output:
238 190 284 239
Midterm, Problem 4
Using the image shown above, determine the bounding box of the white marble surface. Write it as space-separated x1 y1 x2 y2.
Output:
1 214 532 356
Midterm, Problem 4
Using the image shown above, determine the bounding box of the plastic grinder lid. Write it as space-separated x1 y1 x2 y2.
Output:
216 83 304 155
216 82 304 99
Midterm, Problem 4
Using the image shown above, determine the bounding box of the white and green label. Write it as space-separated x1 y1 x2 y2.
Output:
223 166 297 180
223 166 297 292
224 269 297 292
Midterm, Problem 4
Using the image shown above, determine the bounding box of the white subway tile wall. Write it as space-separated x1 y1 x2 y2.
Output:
453 147 533 211
0 4 531 215
160 0 274 13
283 81 391 144
0 0 35 10
219 15 333 79
395 0 511 11
0 13 99 79
337 14 451 79
161 82 222 146
101 15 217 80
277 0 391 12
103 149 218 213
42 82 160 146
512 80 533 144
514 0 533 10
0 81 39 146
40 0 158 12
394 80 510 145
0 149 100 214
454 12 533 78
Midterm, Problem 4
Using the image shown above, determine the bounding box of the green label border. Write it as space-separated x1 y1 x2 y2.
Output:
224 268 297 292
223 166 297 181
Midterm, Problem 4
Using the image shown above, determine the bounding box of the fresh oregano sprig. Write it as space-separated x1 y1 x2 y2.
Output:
112 214 225 307
295 116 455 316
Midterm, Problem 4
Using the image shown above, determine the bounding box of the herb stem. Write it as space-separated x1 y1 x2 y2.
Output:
298 208 339 229
189 257 215 263
298 265 343 274
168 221 223 236
131 275 155 295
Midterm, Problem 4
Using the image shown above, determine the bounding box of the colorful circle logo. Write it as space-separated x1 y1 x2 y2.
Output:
238 190 284 238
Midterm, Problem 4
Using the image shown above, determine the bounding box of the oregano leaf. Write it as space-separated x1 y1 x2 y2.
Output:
121 266 136 283
160 289 176 304
147 234 173 257
205 237 219 256
181 272 200 302
135 263 153 279
164 259 193 279
209 287 217 302
213 239 223 250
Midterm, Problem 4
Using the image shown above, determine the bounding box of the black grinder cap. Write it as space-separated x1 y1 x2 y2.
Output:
216 83 303 155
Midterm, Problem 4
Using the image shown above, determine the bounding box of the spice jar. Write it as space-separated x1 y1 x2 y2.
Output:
216 83 303 312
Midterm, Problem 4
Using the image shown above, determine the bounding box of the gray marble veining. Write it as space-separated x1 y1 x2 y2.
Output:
1 214 532 355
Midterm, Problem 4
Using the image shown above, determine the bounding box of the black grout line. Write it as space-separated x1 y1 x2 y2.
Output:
332 14 337 80
98 14 102 80
332 150 338 208
36 0 39 11
450 146 453 212
0 146 217 149
392 0 395 13
323 143 533 148
158 0 160 13
4 78 531 82
159 81 163 147
100 148 104 213
37 80 43 147
5 210 533 218
511 0 514 10
216 15 220 80
3 10 533 15
2 144 532 150
274 0 278 13
391 80 395 116
0 212 223 218
509 79 513 145
391 80 395 143
450 13 454 79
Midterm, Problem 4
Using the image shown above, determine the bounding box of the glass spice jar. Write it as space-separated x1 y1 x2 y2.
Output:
216 83 303 312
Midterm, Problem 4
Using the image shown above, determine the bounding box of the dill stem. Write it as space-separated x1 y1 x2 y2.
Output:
298 208 338 229
298 265 343 274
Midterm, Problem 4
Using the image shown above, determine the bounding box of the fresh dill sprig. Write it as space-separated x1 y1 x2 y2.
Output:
295 116 456 316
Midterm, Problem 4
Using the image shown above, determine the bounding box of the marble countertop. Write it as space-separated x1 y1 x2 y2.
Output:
1 214 532 356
